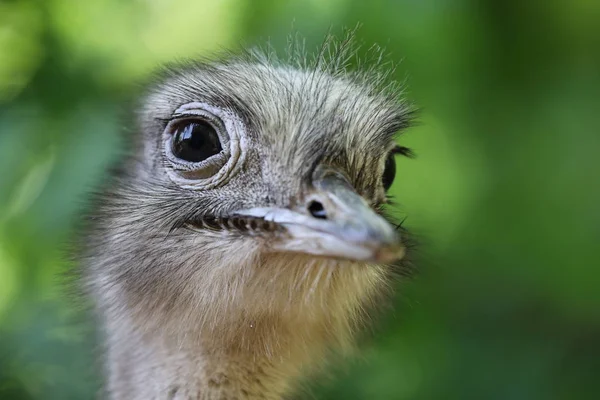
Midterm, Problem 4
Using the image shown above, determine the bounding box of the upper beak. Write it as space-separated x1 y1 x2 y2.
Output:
234 166 404 263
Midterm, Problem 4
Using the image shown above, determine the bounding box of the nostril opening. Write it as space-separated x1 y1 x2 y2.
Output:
308 200 327 219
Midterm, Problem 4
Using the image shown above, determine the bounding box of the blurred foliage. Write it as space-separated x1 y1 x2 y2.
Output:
1 0 599 399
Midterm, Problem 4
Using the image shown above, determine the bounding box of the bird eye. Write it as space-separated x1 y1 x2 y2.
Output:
382 152 396 191
171 120 223 163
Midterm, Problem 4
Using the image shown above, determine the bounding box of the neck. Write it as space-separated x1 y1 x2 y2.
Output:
105 324 295 399
103 307 336 399
95 251 387 399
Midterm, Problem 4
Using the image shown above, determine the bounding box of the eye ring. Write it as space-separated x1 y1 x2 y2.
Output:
162 102 247 190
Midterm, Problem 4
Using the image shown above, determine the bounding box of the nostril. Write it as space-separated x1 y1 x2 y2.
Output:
308 200 327 219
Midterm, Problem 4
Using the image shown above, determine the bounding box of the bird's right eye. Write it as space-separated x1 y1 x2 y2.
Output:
171 120 223 163
382 152 396 191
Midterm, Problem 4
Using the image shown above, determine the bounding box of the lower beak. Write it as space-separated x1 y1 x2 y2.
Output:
234 167 404 263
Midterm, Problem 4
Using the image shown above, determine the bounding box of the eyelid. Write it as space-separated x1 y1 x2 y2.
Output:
169 113 224 129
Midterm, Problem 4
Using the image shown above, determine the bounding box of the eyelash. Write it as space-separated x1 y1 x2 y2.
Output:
391 145 415 158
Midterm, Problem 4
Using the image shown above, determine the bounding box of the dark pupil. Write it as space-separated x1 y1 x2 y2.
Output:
382 153 396 191
172 121 222 162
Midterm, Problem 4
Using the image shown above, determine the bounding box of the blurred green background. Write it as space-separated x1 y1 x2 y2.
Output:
1 0 599 399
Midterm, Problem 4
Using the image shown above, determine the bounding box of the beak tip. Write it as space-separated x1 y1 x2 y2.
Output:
372 242 406 264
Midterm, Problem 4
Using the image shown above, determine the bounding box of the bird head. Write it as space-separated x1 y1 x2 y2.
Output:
90 45 414 350
134 60 412 263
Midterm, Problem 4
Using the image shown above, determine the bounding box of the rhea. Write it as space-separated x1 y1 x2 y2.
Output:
84 42 414 399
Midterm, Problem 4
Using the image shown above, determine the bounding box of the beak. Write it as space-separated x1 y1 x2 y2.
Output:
234 167 404 263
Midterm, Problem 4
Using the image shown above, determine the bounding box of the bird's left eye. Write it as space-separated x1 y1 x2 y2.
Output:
382 152 396 191
171 120 222 163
